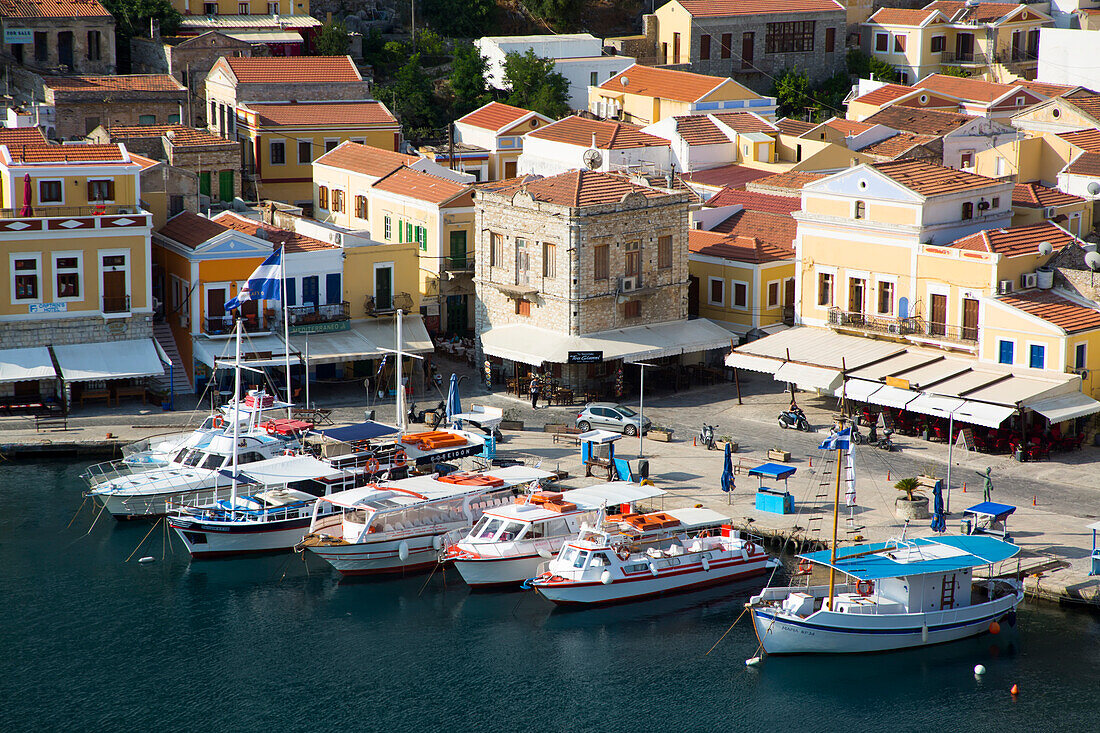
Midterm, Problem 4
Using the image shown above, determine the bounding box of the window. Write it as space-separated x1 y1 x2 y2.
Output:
875 33 888 52
326 273 341 304
708 277 724 306
765 21 815 54
893 34 906 53
34 31 47 62
13 257 40 301
931 35 945 53
325 139 338 153
55 255 81 299
542 242 556 278
767 281 780 308
354 195 367 219
818 271 834 306
38 180 62 203
721 33 731 59
490 232 503 267
331 189 345 213
960 150 974 167
624 300 641 319
854 200 866 219
298 141 312 164
417 226 427 251
317 185 328 209
1075 343 1087 369
700 34 711 60
825 27 835 53
594 244 609 280
87 179 114 202
998 340 1014 365
624 240 641 277
87 30 101 61
270 140 285 165
238 2 249 13
657 235 672 269
961 201 974 220
268 1 279 11
203 2 217 14
384 215 392 240
878 281 894 314
515 299 531 317
590 71 598 86
732 281 748 309
1029 344 1045 369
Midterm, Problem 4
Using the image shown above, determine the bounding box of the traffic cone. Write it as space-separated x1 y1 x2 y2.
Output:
963 482 967 493
1033 496 1037 506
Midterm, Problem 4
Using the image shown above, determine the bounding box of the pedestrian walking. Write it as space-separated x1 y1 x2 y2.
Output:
529 377 540 409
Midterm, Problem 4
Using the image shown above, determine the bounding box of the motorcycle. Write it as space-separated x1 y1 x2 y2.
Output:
700 423 718 450
851 422 896 451
778 406 811 432
408 400 446 428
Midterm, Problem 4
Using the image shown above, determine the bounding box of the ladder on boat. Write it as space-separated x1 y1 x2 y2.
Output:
940 573 956 609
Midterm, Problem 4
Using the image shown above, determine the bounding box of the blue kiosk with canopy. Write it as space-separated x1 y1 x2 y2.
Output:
749 463 796 514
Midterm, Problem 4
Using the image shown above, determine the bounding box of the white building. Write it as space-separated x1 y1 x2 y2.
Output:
474 33 635 110
517 115 673 177
1038 27 1100 91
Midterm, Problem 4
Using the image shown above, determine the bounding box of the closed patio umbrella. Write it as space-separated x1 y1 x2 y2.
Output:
19 173 32 217
721 442 734 504
931 480 947 533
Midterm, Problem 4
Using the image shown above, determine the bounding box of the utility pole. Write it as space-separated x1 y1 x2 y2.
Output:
448 122 455 171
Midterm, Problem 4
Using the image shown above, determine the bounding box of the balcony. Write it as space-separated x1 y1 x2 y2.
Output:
285 301 351 333
0 204 139 219
828 308 977 345
993 50 1038 68
103 295 131 315
444 255 475 274
204 314 269 336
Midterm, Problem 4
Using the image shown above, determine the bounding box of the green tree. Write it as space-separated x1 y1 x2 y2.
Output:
771 68 811 119
524 0 581 27
383 52 439 141
415 29 447 61
894 477 923 502
102 0 180 38
315 20 350 57
846 49 899 83
502 50 569 119
811 72 852 121
449 42 490 117
423 0 496 38
939 65 971 78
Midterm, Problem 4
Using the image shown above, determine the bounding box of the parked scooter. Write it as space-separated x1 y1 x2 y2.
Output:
778 406 811 431
851 421 897 451
408 400 446 428
700 423 718 450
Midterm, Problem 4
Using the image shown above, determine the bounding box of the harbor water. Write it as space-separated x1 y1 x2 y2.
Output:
3 460 1099 731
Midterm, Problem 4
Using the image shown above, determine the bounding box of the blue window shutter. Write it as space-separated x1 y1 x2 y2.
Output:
998 340 1013 364
326 273 341 304
1029 344 1045 369
285 278 296 306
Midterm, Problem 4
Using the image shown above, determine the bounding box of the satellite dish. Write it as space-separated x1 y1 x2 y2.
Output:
1038 241 1053 256
583 148 603 170
619 75 629 87
1089 182 1100 196
1085 251 1100 271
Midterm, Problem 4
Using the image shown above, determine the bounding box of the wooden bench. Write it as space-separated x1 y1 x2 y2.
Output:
549 425 582 445
80 389 112 407
114 386 147 405
35 415 68 432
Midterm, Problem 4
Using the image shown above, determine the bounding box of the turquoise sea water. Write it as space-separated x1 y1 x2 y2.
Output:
2 460 1099 732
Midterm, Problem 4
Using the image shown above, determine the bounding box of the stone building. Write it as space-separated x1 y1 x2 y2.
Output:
475 169 732 394
0 0 116 76
42 74 189 139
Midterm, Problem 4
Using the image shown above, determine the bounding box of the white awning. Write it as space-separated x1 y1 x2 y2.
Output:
0 347 56 383
837 378 884 402
905 394 1015 429
773 362 843 392
231 455 347 484
356 315 434 355
560 481 666 507
904 393 966 419
285 323 384 365
52 339 165 382
193 335 300 369
226 30 304 43
864 384 918 409
1026 392 1100 423
725 352 782 373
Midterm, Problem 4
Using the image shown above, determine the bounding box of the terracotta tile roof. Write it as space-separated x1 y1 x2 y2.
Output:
245 101 397 127
6 143 128 164
1063 151 1100 177
857 131 938 158
688 229 793 263
1016 80 1077 98
708 208 797 248
673 115 732 145
775 118 815 136
372 166 471 205
680 164 772 189
1013 182 1086 208
128 153 159 171
679 0 843 18
867 7 942 25
862 105 973 135
457 101 539 131
474 174 542 192
948 222 1076 258
213 212 338 253
873 159 999 196
491 169 671 207
223 56 361 84
0 0 110 17
526 116 669 149
925 1 1026 23
313 141 417 177
0 128 47 146
851 83 914 107
747 170 826 194
103 124 232 147
43 74 185 93
997 290 1100 333
914 74 1015 105
712 112 778 134
599 64 726 103
1057 129 1100 152
1063 90 1100 120
817 117 875 136
158 211 230 249
705 188 801 214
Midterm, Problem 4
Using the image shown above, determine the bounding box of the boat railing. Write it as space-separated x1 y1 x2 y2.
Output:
81 459 150 488
450 536 563 560
120 430 197 458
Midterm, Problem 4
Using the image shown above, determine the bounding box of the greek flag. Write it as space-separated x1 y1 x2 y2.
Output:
224 249 281 310
819 427 851 451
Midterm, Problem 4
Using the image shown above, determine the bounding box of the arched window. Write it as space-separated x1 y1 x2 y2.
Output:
854 200 866 220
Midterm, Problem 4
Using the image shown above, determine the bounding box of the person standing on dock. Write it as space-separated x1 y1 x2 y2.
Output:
529 376 540 409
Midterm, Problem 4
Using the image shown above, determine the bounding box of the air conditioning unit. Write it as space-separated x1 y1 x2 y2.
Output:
997 279 1014 295
620 276 638 292
1021 272 1038 289
1044 206 1056 218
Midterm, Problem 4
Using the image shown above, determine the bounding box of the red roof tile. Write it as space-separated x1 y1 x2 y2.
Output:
158 211 230 249
746 170 825 195
997 290 1100 333
817 117 875 136
1057 129 1100 152
852 83 914 107
925 1 1029 23
1013 182 1086 208
372 167 471 205
0 0 110 17
5 143 128 164
1016 80 1077 98
0 128 47 146
681 164 773 189
212 212 338 253
708 209 797 249
527 116 669 149
862 106 973 135
914 74 1016 104
775 118 815 136
1064 151 1100 176
873 159 1000 195
457 101 540 131
43 75 185 93
490 169 672 207
1063 90 1100 121
223 56 362 84
688 229 793 263
857 131 939 158
867 7 942 25
674 115 732 145
599 64 727 103
705 188 801 214
245 101 397 127
948 222 1076 258
680 0 843 17
313 141 416 177
103 124 233 147
712 112 778 134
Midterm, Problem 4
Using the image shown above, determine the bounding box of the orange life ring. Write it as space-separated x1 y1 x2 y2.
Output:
366 457 380 474
212 415 225 429
857 579 873 596
745 541 756 555
283 449 296 457
393 449 408 468
266 424 277 436
798 559 814 574
615 546 630 562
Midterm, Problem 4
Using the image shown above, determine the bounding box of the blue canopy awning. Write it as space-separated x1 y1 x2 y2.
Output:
798 535 1020 581
963 502 1016 521
747 463 797 480
316 421 399 442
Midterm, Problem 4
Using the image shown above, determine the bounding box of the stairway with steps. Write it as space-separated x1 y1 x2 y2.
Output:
152 322 192 397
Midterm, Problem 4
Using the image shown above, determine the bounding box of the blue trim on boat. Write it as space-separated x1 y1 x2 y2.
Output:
752 606 1010 635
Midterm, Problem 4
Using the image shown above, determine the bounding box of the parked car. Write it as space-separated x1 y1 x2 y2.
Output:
575 402 651 436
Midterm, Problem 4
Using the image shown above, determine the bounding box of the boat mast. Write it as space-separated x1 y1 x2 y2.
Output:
395 309 405 433
827 416 844 610
230 317 242 516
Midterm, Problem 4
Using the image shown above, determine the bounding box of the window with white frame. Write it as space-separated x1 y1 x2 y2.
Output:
87 179 114 202
998 339 1014 365
877 280 894 315
38 179 62 204
54 253 82 299
12 254 41 302
766 280 780 308
384 214 392 240
1029 343 1045 369
324 138 339 153
817 271 834 306
708 277 724 306
732 280 748 309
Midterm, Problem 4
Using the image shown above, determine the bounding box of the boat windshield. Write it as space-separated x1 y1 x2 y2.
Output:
497 521 525 542
589 551 614 568
183 450 204 467
560 546 579 566
527 518 571 539
470 515 491 537
571 549 591 569
173 448 189 464
475 518 503 540
201 453 226 470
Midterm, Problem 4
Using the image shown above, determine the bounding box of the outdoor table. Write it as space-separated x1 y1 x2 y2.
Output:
961 502 1016 540
80 389 112 407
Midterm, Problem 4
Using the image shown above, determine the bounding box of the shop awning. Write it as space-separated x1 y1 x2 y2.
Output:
837 378 883 403
725 352 782 373
356 315 434 355
226 30 304 43
1026 392 1100 423
193 335 300 369
864 384 918 409
0 347 57 383
285 323 385 365
52 339 165 382
905 393 1016 429
773 362 843 392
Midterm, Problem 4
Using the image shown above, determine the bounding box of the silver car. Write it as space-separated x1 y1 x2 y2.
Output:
575 402 651 436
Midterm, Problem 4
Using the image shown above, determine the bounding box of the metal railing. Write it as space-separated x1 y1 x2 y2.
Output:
827 308 978 343
0 204 139 219
993 50 1037 65
286 301 350 326
444 255 475 272
103 295 131 314
204 316 267 335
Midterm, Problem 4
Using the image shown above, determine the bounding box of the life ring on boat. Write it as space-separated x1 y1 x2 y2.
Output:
393 449 408 468
744 541 756 555
797 559 814 574
366 457 380 474
283 449 296 457
856 579 873 596
265 423 277 436
615 545 631 562
212 415 225 429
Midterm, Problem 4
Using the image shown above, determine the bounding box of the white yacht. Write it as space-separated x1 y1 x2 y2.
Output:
441 482 665 589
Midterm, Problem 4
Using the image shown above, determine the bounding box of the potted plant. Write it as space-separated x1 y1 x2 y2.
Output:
767 446 791 462
648 425 674 442
714 435 737 452
894 477 930 520
500 407 524 432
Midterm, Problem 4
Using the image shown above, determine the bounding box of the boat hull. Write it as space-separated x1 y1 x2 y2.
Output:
452 554 544 588
305 530 452 576
750 592 1022 654
91 484 225 520
168 515 314 558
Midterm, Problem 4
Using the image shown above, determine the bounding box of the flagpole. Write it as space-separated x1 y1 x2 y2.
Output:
281 244 292 418
827 419 844 611
230 317 242 519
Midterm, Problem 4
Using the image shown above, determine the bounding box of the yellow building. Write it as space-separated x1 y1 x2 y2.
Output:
1011 182 1092 237
864 2 1050 84
171 0 308 14
589 64 776 126
237 100 400 206
689 230 795 335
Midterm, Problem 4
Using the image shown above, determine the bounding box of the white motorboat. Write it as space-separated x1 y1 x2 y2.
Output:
167 454 358 558
297 466 556 576
529 508 776 605
310 425 486 482
440 481 666 589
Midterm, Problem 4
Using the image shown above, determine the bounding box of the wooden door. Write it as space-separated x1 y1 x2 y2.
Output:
103 270 126 313
741 32 754 70
504 160 517 178
207 288 226 329
930 294 947 336
688 275 699 317
962 298 979 340
848 278 865 314
219 170 234 202
955 33 974 61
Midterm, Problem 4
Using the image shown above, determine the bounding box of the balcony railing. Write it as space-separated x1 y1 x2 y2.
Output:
827 308 978 343
0 205 139 219
286 301 351 326
941 51 986 66
205 315 268 335
444 255 474 272
103 295 131 314
993 50 1037 65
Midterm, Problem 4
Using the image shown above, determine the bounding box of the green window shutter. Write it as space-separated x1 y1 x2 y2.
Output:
397 220 403 242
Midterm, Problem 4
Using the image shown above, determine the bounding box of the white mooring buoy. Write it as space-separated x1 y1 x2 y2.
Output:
974 664 986 676
745 656 762 667
139 556 155 564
